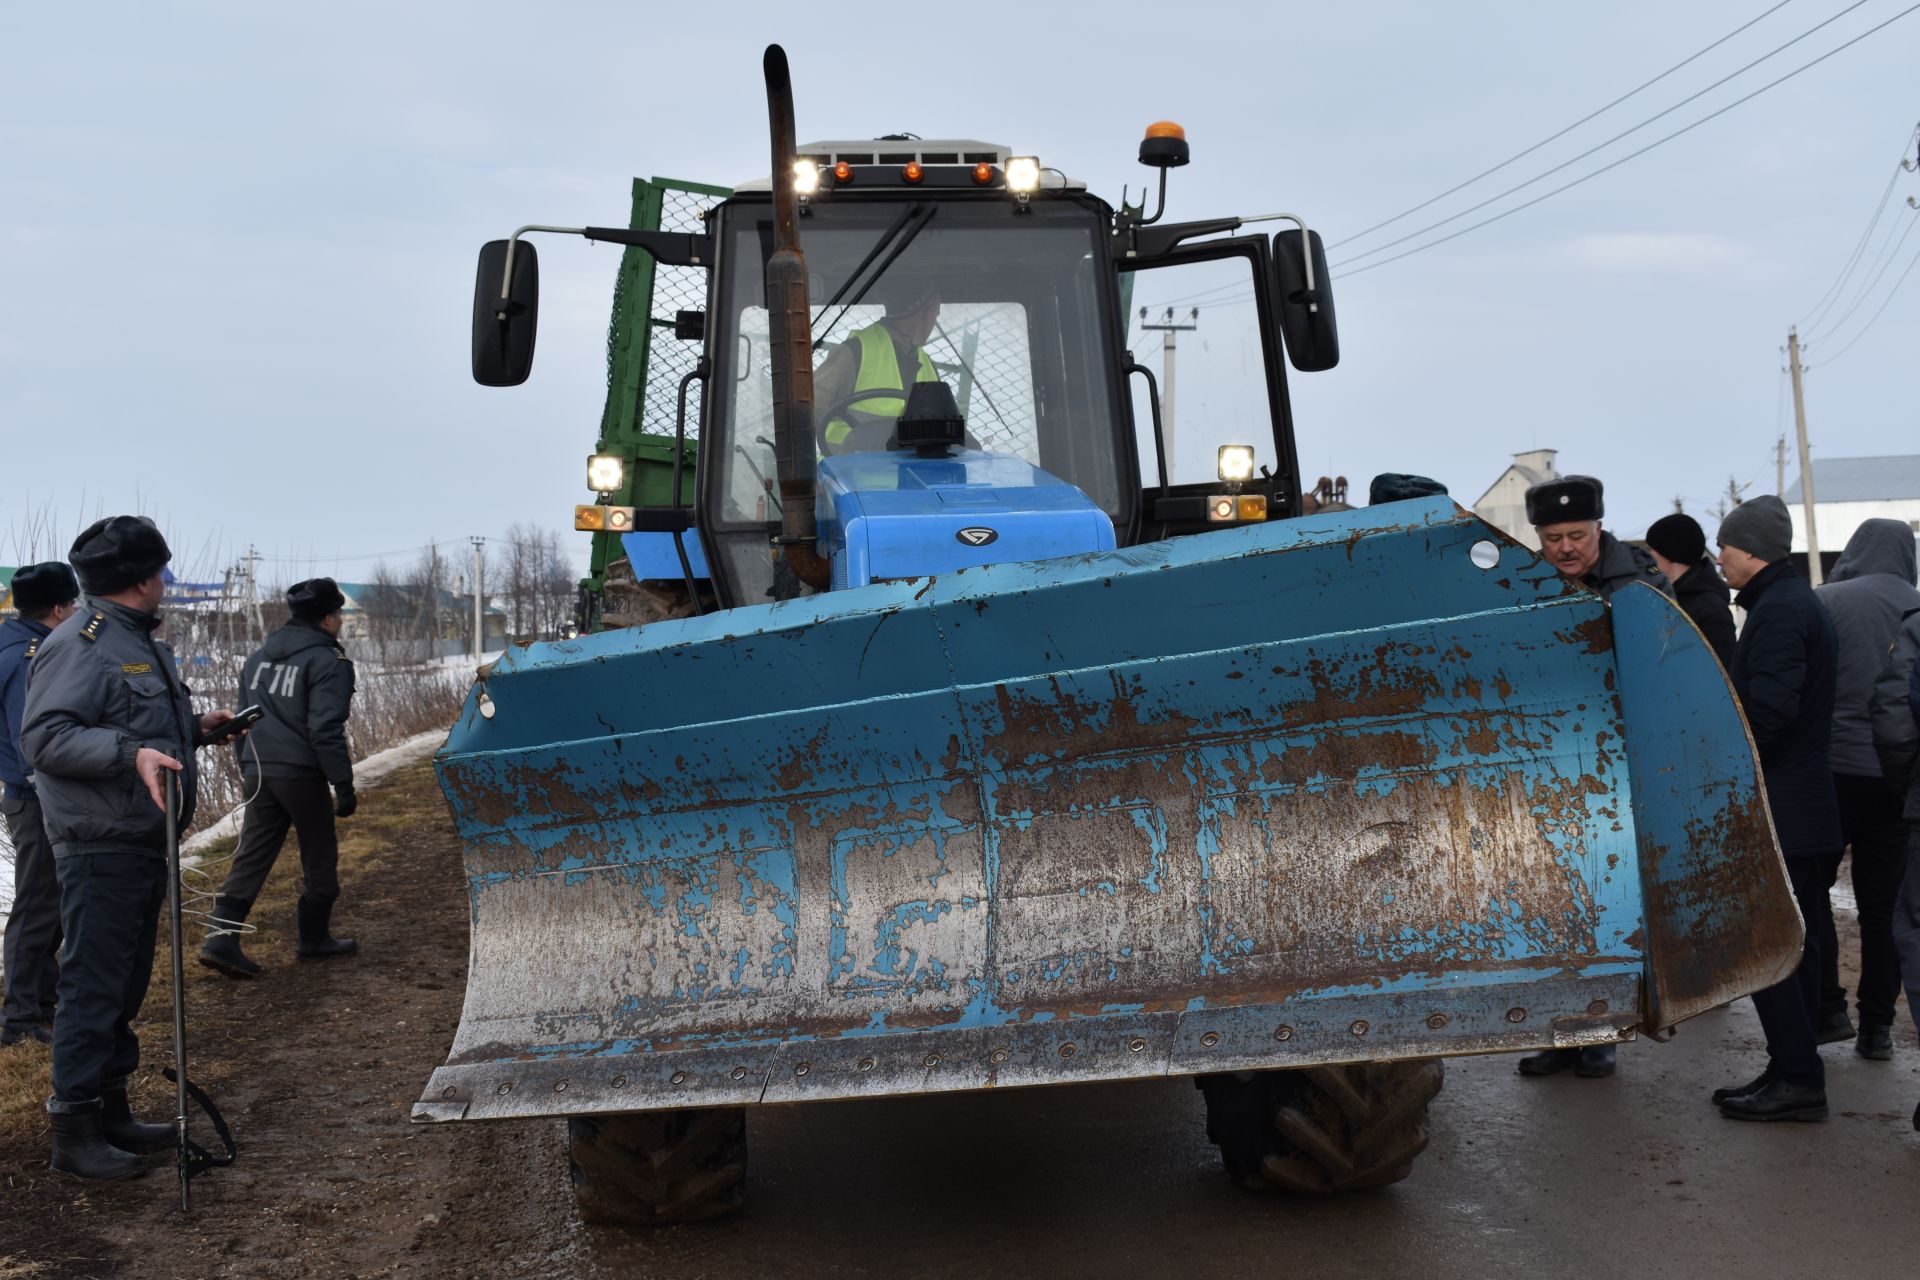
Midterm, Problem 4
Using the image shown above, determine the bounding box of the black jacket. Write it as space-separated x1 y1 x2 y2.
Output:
1584 532 1672 600
20 600 200 856
237 620 355 786
1813 519 1920 777
1730 561 1842 859
1669 557 1737 669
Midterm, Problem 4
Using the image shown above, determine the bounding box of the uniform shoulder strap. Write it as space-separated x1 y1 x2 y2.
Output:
79 612 107 642
25 639 39 660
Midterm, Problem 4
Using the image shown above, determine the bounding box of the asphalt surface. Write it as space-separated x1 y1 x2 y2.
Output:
585 998 1920 1280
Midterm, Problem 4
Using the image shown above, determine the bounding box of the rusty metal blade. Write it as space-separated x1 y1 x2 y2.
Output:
416 498 1774 1123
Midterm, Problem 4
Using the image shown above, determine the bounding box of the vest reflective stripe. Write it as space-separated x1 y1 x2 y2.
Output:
824 324 937 446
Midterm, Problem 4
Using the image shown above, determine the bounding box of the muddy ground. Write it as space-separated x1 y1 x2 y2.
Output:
1 763 1916 1279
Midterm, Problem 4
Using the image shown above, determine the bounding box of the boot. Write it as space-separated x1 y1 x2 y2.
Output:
1855 1025 1893 1061
101 1089 174 1154
197 895 261 979
1711 1069 1774 1105
1719 1078 1828 1122
1515 1047 1579 1076
1573 1045 1617 1078
296 895 358 959
48 1098 144 1180
1815 1009 1855 1046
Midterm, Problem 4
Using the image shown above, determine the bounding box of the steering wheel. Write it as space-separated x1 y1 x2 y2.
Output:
815 387 915 456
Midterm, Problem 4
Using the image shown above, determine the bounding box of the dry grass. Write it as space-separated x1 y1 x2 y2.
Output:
0 761 443 1153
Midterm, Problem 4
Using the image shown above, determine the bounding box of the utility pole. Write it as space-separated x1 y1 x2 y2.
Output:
243 545 265 645
1787 327 1822 585
1775 434 1788 497
470 536 486 660
1672 495 1686 514
1139 306 1198 476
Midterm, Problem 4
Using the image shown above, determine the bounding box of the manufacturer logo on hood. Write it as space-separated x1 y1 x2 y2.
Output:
956 527 998 547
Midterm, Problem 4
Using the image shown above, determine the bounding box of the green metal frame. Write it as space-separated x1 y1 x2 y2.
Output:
585 176 733 595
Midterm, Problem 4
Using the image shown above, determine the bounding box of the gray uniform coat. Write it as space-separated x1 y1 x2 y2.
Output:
20 599 199 855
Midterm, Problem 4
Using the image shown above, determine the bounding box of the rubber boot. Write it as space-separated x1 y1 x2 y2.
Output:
296 895 358 959
102 1089 175 1153
198 895 261 979
48 1098 144 1180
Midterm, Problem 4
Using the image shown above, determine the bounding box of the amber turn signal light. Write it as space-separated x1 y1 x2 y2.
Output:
903 161 924 183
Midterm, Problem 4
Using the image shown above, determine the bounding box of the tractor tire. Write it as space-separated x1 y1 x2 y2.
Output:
1198 1059 1445 1194
567 1107 748 1228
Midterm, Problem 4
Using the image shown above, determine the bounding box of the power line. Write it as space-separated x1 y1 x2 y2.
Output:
1808 234 1920 364
1805 202 1920 343
1335 0 1877 270
1332 0 1798 249
1333 2 1920 279
1796 123 1920 330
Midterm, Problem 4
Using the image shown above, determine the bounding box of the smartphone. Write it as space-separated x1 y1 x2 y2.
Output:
202 704 264 746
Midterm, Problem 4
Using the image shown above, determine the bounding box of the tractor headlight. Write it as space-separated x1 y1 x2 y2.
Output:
793 160 822 196
587 453 626 495
1217 444 1256 483
1005 156 1042 194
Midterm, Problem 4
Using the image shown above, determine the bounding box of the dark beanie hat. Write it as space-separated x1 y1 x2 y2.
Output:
287 577 347 620
11 561 80 611
1716 494 1793 564
68 516 171 596
1369 473 1450 505
1524 475 1604 525
1644 513 1707 565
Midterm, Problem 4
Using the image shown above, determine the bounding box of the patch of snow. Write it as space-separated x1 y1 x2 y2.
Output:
183 728 447 854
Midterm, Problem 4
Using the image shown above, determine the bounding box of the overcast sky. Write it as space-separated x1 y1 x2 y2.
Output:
3 2 1916 586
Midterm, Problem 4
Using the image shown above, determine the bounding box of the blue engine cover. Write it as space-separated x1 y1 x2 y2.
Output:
817 449 1116 588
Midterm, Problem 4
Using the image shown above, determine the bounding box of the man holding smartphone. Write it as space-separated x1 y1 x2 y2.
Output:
198 577 358 979
20 516 246 1178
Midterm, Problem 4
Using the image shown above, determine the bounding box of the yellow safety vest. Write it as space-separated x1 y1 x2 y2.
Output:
824 324 938 447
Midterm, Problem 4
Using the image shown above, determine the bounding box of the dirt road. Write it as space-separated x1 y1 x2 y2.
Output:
1 763 1916 1279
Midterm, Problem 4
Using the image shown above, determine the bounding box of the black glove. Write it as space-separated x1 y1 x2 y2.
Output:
333 785 358 818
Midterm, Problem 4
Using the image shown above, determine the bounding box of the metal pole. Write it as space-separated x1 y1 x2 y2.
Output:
470 537 485 659
166 770 191 1213
1787 328 1822 585
1139 307 1197 480
1775 434 1787 498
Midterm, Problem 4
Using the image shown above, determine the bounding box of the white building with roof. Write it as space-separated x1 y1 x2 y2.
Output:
1473 449 1561 550
1785 454 1920 570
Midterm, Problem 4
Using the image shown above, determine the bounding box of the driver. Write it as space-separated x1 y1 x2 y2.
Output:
813 281 941 454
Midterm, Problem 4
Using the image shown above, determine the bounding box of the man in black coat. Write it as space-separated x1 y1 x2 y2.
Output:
1644 513 1737 669
198 578 358 979
1713 494 1842 1122
1810 519 1920 1058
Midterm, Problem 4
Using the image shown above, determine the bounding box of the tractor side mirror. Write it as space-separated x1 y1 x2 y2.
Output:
1272 230 1338 372
472 239 540 387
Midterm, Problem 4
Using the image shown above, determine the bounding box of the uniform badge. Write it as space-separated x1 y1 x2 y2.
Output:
79 613 106 642
121 662 153 675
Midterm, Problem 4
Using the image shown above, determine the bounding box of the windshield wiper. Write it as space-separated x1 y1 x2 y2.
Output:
811 203 938 348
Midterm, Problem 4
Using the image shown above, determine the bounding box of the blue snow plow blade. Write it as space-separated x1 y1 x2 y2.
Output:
414 496 1800 1123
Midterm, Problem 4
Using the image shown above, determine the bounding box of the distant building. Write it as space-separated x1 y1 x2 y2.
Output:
0 567 15 614
1473 449 1561 550
334 581 507 659
1785 454 1920 577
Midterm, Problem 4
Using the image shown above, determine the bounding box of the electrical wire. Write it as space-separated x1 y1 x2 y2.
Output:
1335 0 1879 269
181 733 265 941
1807 234 1920 364
1333 2 1920 279
1796 123 1920 330
1333 0 1799 249
1804 202 1920 343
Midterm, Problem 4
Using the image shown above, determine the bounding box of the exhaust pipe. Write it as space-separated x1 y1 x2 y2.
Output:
763 44 831 590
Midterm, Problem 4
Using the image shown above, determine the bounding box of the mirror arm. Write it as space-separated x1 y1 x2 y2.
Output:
496 225 712 317
1240 212 1318 310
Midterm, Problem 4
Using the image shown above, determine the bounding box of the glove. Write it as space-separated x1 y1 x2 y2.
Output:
333 785 358 818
